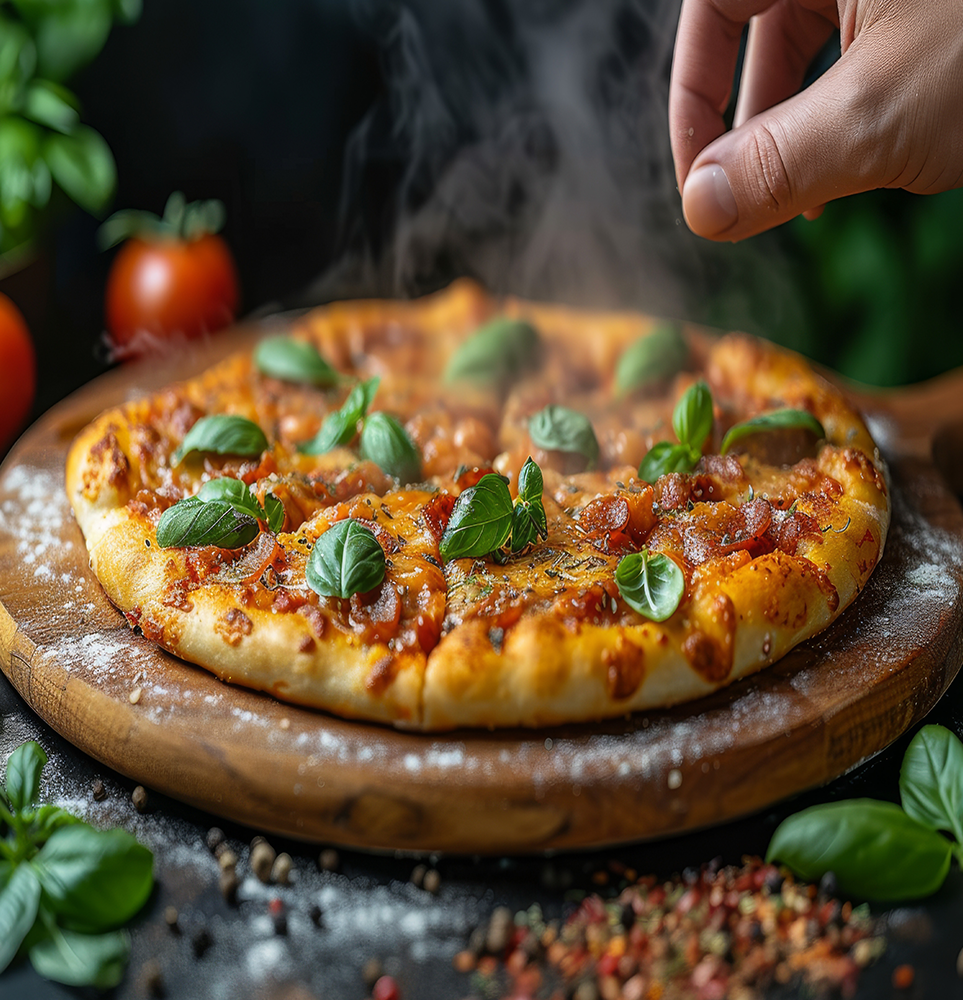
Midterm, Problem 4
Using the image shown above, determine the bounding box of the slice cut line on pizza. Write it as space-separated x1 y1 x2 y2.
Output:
66 280 889 730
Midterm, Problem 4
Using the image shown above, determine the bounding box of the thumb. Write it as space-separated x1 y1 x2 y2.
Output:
680 58 881 241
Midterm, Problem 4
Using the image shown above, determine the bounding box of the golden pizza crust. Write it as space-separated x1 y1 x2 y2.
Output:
66 280 889 730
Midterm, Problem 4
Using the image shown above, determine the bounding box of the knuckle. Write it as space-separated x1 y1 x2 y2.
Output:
742 124 794 212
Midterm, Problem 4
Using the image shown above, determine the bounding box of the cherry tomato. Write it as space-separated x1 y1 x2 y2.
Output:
104 233 239 353
0 293 37 452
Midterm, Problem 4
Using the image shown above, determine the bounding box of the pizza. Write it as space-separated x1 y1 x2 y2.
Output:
65 280 889 730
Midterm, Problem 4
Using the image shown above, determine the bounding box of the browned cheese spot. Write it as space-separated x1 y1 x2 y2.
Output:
365 653 397 695
215 608 253 647
602 634 646 700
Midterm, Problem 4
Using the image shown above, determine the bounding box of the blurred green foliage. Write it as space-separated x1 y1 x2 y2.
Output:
0 0 140 261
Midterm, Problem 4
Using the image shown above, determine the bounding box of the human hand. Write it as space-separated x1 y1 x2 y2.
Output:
668 0 963 241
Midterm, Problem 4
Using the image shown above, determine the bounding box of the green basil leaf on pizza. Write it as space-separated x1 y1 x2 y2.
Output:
306 519 386 598
253 337 340 387
172 415 268 465
528 404 599 470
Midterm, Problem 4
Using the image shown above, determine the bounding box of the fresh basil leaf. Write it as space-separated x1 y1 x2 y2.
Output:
253 337 339 387
43 125 116 215
299 377 380 454
29 926 130 990
516 456 543 504
444 317 541 385
28 804 83 844
262 493 285 533
720 408 826 455
156 497 259 549
614 323 687 397
0 863 40 973
197 477 263 520
32 826 154 933
305 519 386 599
510 498 548 552
23 80 79 134
899 724 963 844
529 405 600 470
439 474 513 561
767 799 953 901
359 411 422 484
638 441 700 483
672 381 714 452
4 740 46 811
173 414 269 465
615 550 684 622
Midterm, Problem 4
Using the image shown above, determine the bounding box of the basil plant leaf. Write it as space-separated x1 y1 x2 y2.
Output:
28 804 84 844
767 799 953 901
173 414 269 465
33 826 154 933
439 474 513 561
29 927 130 990
638 441 700 483
299 377 380 455
615 550 684 622
306 519 386 599
156 497 259 549
516 456 543 504
672 381 714 453
510 498 548 553
4 739 47 811
614 323 687 397
721 408 826 455
899 724 963 844
359 411 422 484
529 405 600 470
253 337 339 387
0 863 41 973
444 317 541 385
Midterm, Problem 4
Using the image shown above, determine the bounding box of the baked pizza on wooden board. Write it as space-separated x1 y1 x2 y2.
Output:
1 279 962 852
65 281 889 731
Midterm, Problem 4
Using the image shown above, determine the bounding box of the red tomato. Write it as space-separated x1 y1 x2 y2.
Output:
0 293 37 452
104 233 239 354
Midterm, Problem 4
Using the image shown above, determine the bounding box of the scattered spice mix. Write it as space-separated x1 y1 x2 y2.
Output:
454 857 884 1000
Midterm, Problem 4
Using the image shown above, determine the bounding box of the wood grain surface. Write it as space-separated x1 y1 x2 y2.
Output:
2 322 963 855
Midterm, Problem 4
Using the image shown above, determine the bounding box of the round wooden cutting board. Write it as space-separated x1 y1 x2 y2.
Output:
2 323 963 855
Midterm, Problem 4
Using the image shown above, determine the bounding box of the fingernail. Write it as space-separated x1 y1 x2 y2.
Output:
683 165 738 236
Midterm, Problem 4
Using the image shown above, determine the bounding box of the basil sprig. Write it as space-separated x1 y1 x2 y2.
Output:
638 381 713 482
306 519 386 598
0 741 154 988
529 405 599 471
156 480 283 549
173 414 269 466
299 377 381 455
359 411 422 484
440 458 549 562
614 550 684 622
768 725 963 901
720 408 826 455
254 337 340 387
444 317 541 385
614 323 687 397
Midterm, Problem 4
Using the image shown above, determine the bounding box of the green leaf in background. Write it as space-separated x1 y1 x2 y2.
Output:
721 408 825 455
899 725 963 846
614 322 688 397
18 0 113 83
672 381 714 453
766 799 953 901
254 337 340 387
439 474 514 561
528 405 599 470
26 804 83 844
173 414 268 465
156 496 260 549
43 124 115 214
22 79 78 133
298 377 380 455
359 411 421 484
4 740 46 811
615 550 684 622
32 825 154 933
0 862 40 972
444 317 541 385
306 519 386 599
28 924 130 990
638 441 699 483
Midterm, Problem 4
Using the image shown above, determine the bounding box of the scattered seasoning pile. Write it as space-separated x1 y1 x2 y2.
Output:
453 857 884 1000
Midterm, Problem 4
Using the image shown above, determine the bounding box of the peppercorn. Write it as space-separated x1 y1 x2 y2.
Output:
131 785 148 812
163 906 180 933
250 840 276 883
206 828 226 853
271 852 293 885
422 868 441 895
319 847 340 872
91 778 106 802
